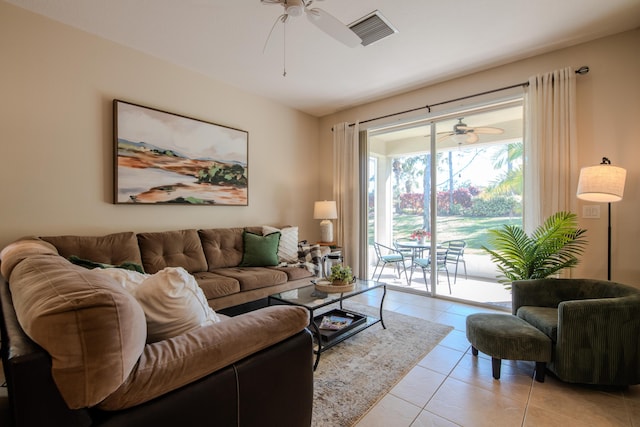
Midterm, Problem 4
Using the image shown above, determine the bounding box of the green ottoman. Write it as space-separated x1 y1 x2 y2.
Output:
466 313 552 382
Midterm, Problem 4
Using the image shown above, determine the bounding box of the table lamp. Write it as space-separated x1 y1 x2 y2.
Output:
576 157 626 280
314 201 338 243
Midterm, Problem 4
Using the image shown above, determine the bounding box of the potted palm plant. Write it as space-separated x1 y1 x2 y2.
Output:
482 211 587 287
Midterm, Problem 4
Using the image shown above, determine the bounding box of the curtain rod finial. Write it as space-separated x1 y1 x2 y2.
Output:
576 66 589 75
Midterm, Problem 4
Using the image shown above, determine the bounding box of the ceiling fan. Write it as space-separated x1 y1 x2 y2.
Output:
437 118 504 144
261 0 362 57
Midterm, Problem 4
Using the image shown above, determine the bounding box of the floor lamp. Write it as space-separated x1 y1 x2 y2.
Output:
576 157 627 280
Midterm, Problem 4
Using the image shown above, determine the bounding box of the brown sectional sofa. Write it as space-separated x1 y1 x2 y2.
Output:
40 226 325 310
0 226 320 426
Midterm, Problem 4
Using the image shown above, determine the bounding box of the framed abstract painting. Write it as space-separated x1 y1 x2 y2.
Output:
113 99 248 205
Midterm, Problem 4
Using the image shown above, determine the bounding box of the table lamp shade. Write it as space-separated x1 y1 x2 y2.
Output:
576 164 626 202
314 201 337 243
313 201 338 220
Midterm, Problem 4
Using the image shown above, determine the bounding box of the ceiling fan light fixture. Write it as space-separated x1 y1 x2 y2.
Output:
285 4 304 17
452 134 468 145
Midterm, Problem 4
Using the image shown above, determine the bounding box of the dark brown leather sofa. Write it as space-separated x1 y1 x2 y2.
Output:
1 278 313 427
0 237 314 427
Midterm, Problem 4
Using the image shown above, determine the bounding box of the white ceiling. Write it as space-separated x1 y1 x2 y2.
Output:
7 0 640 117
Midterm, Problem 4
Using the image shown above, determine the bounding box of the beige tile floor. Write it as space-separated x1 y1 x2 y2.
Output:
349 289 640 427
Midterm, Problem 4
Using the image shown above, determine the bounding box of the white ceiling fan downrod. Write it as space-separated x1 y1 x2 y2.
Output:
282 18 287 77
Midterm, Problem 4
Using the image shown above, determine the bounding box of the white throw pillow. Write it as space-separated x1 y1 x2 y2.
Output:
263 225 299 263
96 268 149 294
133 267 220 343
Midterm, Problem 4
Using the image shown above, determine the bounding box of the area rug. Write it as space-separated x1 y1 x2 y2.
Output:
312 302 453 427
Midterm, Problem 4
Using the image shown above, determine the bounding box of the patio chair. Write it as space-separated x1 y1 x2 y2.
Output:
410 248 451 293
394 240 415 258
394 240 417 275
443 240 467 283
372 242 409 284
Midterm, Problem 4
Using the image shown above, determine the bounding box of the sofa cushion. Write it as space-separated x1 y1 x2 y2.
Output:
41 231 142 266
133 267 220 343
137 229 207 274
98 305 310 410
263 225 299 263
272 265 314 281
8 255 146 409
199 227 245 269
239 231 280 267
213 267 288 291
517 306 559 342
191 271 241 299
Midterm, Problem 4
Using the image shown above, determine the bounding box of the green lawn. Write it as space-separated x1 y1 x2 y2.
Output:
370 214 522 254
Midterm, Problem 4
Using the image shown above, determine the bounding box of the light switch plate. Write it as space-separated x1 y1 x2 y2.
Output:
583 205 600 219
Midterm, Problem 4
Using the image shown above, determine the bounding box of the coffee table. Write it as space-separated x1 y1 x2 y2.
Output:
268 279 386 370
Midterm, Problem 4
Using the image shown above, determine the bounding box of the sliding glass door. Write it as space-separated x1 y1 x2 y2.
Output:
367 100 523 305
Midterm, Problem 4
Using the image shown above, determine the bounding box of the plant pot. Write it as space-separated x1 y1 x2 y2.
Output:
315 281 355 293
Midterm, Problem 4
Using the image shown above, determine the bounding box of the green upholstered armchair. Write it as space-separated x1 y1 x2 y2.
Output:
512 278 640 386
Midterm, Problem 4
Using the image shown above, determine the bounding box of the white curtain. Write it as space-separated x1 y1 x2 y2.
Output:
524 67 578 234
332 122 361 276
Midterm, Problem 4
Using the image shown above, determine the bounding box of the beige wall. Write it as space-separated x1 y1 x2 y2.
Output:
320 29 640 286
0 2 322 249
2 1 638 286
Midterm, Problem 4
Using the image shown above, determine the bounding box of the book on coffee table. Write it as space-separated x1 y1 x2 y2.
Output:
319 315 353 330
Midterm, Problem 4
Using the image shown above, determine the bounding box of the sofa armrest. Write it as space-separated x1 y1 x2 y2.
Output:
99 305 310 410
1 278 93 427
554 295 640 384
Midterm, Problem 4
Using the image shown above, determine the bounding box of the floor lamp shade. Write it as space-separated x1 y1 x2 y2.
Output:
576 157 626 280
314 201 338 243
576 162 626 203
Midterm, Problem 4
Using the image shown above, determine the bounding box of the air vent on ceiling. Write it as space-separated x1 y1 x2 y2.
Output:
349 10 397 47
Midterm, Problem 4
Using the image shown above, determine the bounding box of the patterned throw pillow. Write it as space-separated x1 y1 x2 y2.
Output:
263 226 299 263
297 243 324 276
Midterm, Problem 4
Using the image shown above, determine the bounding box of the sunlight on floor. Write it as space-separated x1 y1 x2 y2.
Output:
373 269 512 311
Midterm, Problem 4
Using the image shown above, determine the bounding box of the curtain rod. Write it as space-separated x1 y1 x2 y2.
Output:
342 65 589 128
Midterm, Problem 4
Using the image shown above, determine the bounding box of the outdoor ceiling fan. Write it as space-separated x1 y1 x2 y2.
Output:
437 118 504 144
261 0 362 75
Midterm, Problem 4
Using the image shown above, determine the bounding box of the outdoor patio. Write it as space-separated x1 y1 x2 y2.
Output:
369 252 513 311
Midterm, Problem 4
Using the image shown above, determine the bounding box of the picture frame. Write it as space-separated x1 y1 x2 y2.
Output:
113 99 248 205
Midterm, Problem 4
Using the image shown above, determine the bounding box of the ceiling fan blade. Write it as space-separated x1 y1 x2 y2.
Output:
472 126 504 134
437 132 454 142
306 7 362 47
466 133 479 144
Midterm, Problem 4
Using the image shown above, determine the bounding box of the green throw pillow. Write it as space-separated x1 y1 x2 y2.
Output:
69 255 145 273
240 231 281 267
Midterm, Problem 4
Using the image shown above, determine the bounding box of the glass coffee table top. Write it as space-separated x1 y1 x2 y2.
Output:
269 279 385 310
